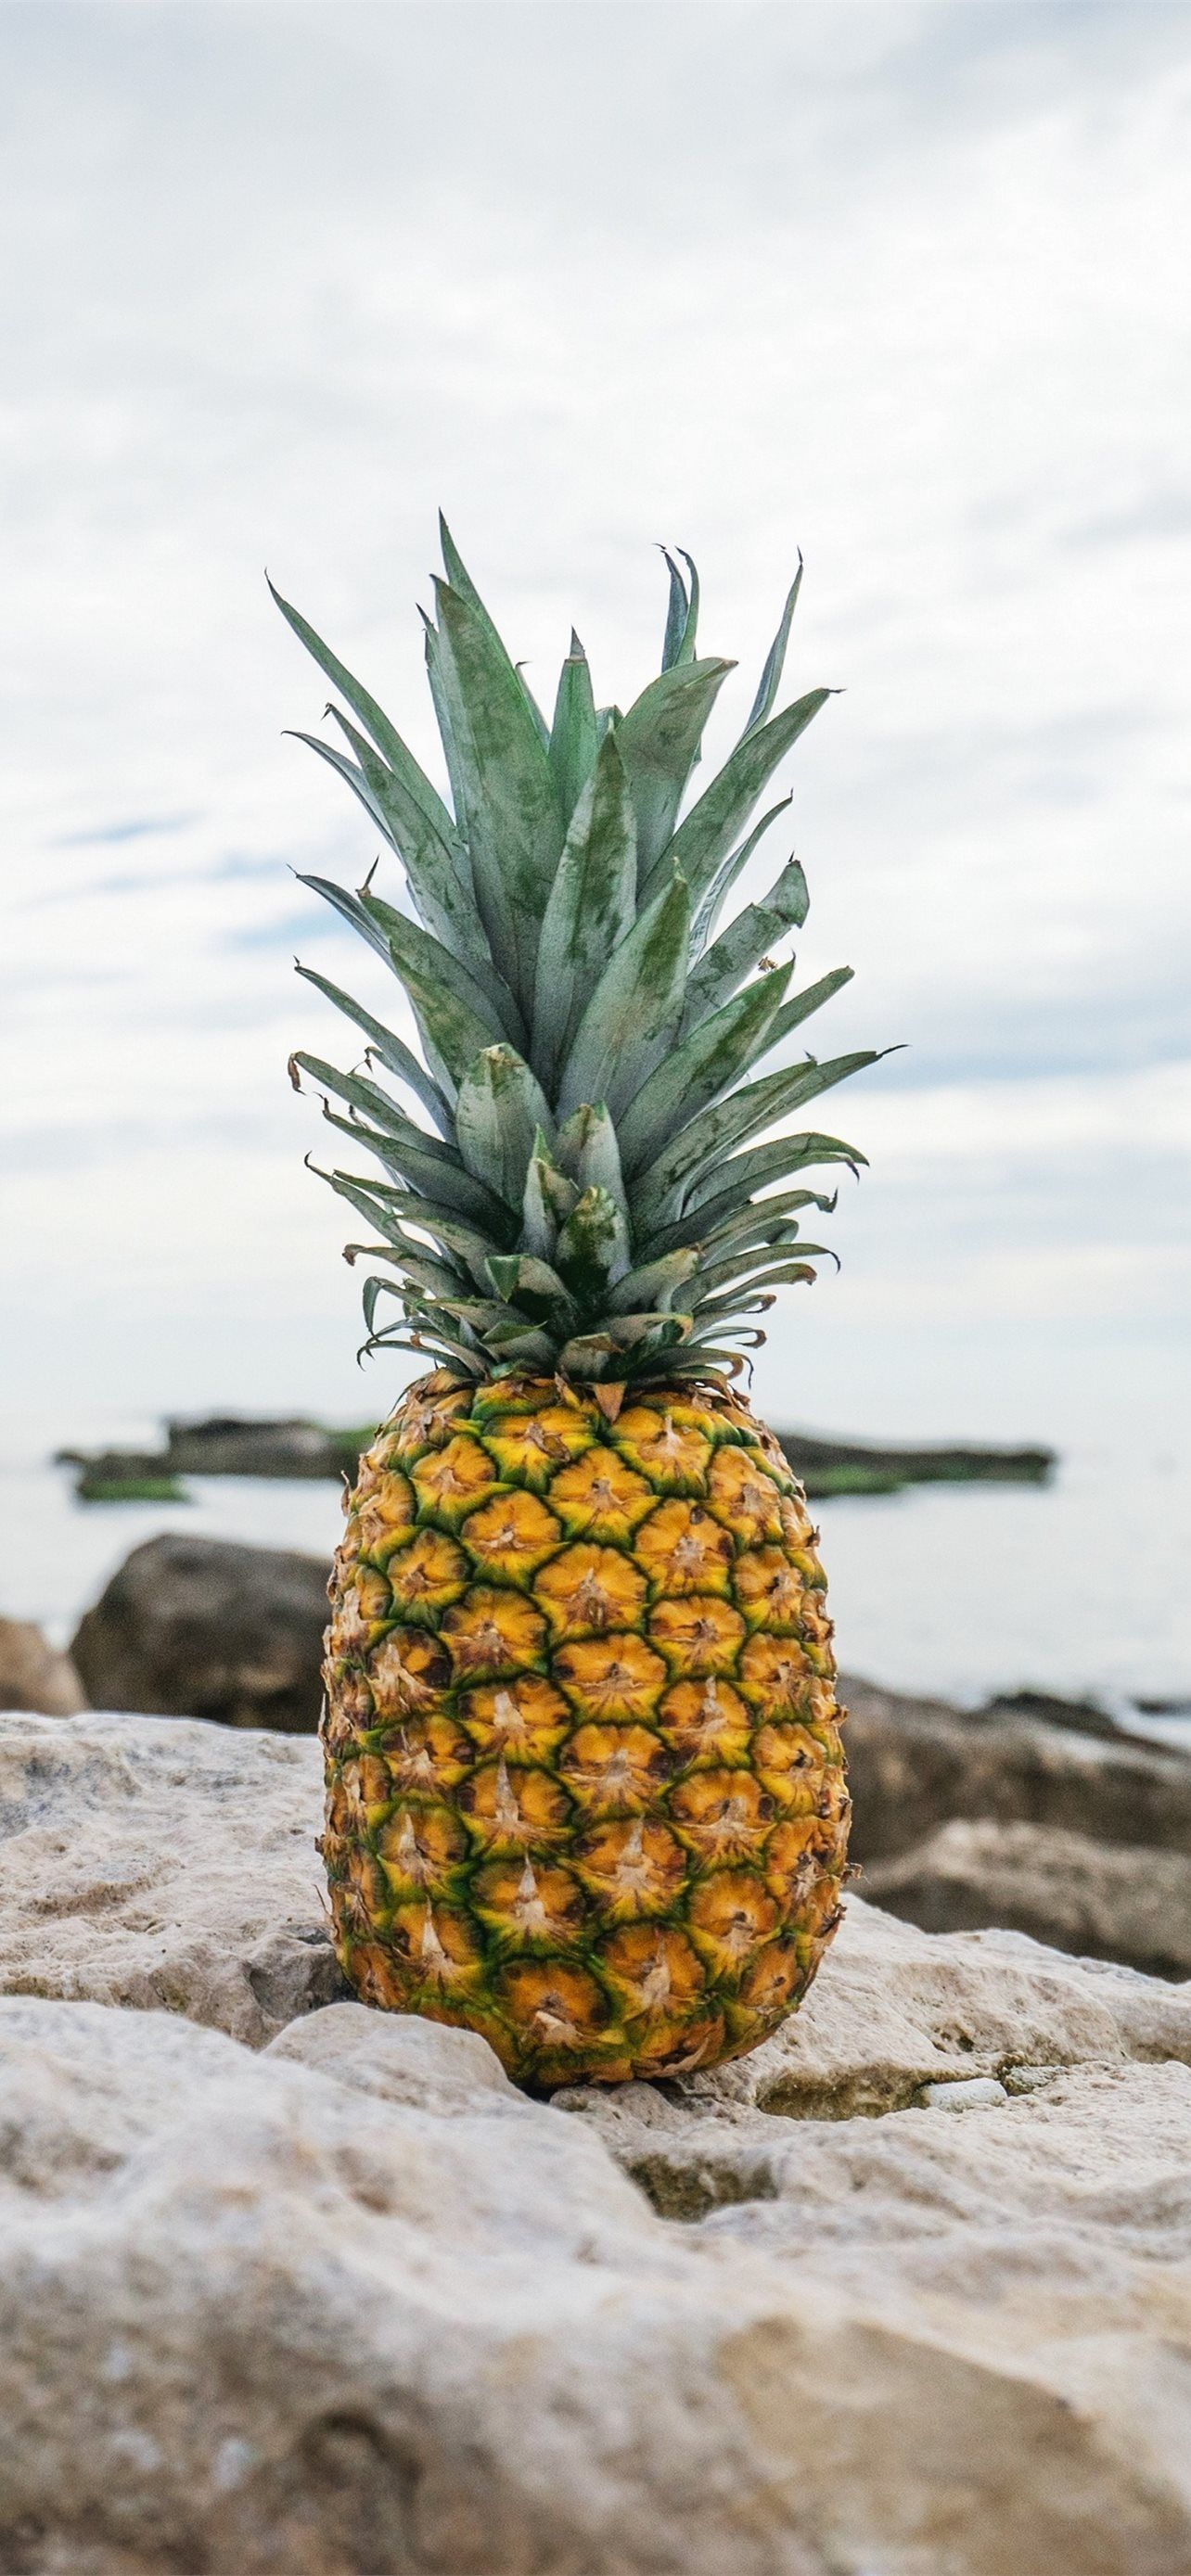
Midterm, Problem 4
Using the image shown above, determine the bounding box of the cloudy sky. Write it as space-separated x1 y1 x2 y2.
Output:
2 0 1188 1446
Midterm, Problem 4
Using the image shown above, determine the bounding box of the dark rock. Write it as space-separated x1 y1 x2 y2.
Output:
70 1536 329 1733
60 1416 1055 1500
841 1672 1191 1865
778 1430 1055 1487
0 1619 88 1716
59 1416 370 1489
977 1687 1124 1742
864 1818 1191 1983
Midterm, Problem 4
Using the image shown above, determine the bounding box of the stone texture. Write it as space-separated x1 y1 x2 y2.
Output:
4 1992 1191 2575
0 1615 87 1715
864 1817 1191 1980
6 1704 1191 2572
0 1709 338 2045
842 1669 1191 1860
70 1533 330 1733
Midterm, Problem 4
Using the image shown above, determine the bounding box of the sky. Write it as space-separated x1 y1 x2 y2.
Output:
2 0 1189 1449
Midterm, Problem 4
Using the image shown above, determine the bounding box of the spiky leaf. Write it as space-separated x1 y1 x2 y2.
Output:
614 657 734 882
455 1046 556 1208
615 962 793 1178
548 634 599 826
682 858 809 1031
557 873 690 1122
643 689 833 912
531 731 638 1093
433 581 564 1018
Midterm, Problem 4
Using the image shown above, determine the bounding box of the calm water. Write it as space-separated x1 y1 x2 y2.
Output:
3 1409 1188 1750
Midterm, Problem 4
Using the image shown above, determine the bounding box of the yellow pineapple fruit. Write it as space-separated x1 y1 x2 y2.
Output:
277 524 884 2086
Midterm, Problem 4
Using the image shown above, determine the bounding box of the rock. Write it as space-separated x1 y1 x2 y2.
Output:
58 1414 368 1488
778 1429 1055 1488
0 1615 87 1715
6 1710 1191 2570
70 1533 330 1732
978 1685 1124 1741
0 1709 337 2045
4 1992 1191 2574
842 1669 1191 1862
862 1817 1191 1981
917 2073 1008 2109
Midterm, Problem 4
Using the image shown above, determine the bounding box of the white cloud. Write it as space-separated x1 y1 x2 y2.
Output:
1 1 1188 1426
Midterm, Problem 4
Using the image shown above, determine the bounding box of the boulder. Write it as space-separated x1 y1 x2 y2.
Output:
0 1614 87 1715
70 1532 330 1732
842 1669 1191 1861
862 1817 1191 1981
3 1991 1191 2574
0 1709 336 2045
5 1709 1191 2570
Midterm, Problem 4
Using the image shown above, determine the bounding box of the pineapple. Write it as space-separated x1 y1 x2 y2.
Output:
276 524 883 2087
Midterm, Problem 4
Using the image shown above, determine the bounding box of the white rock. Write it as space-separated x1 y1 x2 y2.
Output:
917 2075 1009 2110
4 1993 1191 2575
6 1706 1191 2570
0 1708 335 2044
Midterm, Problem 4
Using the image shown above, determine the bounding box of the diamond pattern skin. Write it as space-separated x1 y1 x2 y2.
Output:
322 1371 850 2091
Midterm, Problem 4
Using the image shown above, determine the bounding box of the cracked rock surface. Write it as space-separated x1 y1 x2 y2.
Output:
0 1710 337 2044
3 1708 1191 2574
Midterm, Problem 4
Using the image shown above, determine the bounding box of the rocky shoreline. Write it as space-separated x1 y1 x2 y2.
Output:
57 1410 1057 1501
2 1702 1190 2572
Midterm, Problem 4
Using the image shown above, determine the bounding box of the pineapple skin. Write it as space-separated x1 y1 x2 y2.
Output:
321 1371 850 2089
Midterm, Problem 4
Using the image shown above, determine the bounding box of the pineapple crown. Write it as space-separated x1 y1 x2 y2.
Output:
277 518 888 1395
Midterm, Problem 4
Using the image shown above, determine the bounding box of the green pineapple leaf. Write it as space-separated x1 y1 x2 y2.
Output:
660 549 699 669
433 580 565 1019
315 1167 503 1280
531 731 638 1094
556 1183 632 1299
317 1107 515 1229
643 689 833 912
606 1248 698 1314
683 1130 866 1217
268 578 455 845
632 1052 884 1226
313 707 505 1000
614 657 735 884
297 870 396 969
294 963 452 1138
682 857 809 1031
288 1051 420 1140
689 796 793 955
548 632 599 828
455 1045 556 1209
557 872 690 1122
359 886 516 1089
737 559 803 742
486 1254 579 1332
758 965 855 1059
615 961 793 1179
438 516 551 747
554 1103 630 1220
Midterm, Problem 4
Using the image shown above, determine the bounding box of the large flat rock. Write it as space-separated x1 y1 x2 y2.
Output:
3 1993 1191 2575
0 1709 337 2045
6 1707 1191 2571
